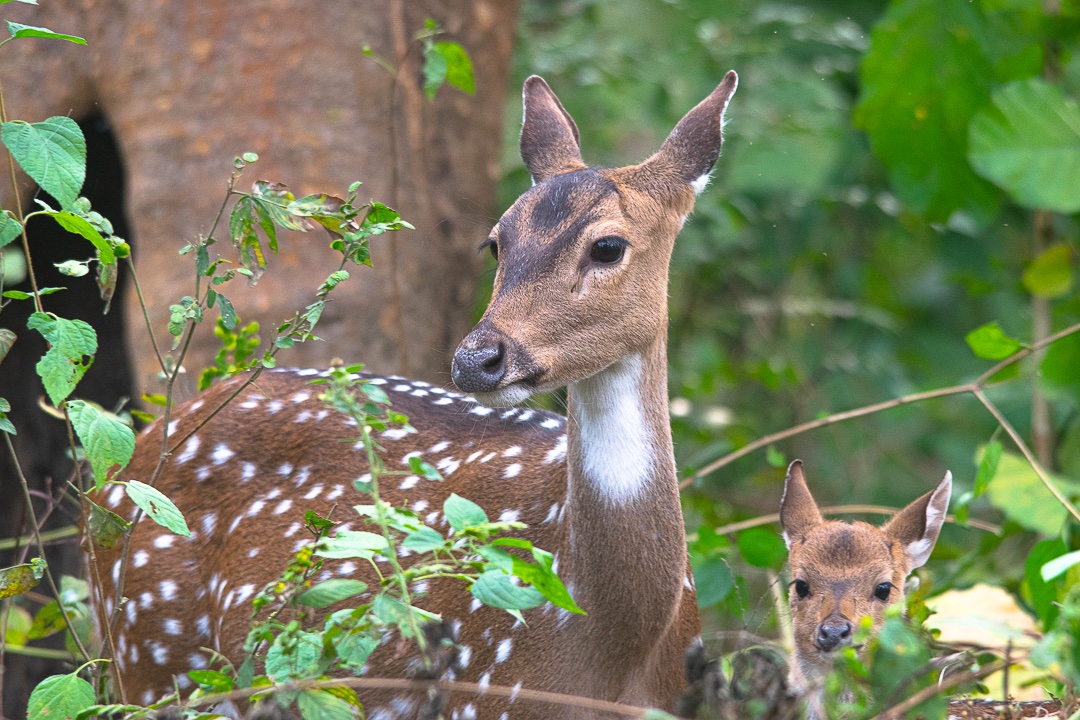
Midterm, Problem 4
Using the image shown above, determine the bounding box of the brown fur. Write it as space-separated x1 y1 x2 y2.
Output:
780 460 952 704
91 72 739 720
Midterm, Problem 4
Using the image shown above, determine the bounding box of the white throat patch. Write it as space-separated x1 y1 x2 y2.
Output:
570 355 654 504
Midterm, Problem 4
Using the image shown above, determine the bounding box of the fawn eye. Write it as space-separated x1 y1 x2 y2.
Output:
589 236 628 265
793 579 810 599
874 582 893 601
480 239 498 261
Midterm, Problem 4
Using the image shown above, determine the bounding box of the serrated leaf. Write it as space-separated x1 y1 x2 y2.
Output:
5 21 85 44
402 526 445 553
26 672 95 720
44 212 114 266
297 690 356 720
0 209 21 247
969 78 1080 213
87 498 130 548
1 117 85 210
317 530 388 559
443 493 487 532
295 578 368 608
27 312 96 405
66 399 135 490
0 562 42 599
1022 244 1074 298
125 480 190 537
470 569 545 611
964 321 1023 360
434 41 475 94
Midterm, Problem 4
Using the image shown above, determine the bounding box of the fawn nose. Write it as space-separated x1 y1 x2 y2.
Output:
816 619 852 651
452 337 507 392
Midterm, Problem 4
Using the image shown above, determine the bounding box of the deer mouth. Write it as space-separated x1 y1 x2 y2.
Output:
469 372 543 408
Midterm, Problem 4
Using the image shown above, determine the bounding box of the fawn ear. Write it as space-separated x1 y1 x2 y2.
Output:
884 471 952 571
520 76 587 184
639 70 738 194
780 460 824 549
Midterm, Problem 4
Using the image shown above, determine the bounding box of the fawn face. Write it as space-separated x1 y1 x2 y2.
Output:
780 461 952 683
452 73 738 405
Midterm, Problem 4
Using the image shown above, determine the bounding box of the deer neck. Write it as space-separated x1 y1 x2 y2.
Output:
560 335 687 656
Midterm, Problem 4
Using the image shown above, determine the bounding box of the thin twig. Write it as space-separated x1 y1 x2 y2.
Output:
0 74 43 314
124 256 166 373
972 387 1080 524
691 504 1001 540
868 658 1009 720
0 523 79 550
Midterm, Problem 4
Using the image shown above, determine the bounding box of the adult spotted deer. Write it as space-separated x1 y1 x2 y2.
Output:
780 460 952 714
92 71 739 719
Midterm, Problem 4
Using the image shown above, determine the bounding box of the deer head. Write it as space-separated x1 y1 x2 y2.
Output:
780 460 952 685
452 71 738 407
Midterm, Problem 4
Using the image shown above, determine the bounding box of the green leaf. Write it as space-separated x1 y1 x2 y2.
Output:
964 321 1024 360
124 480 191 537
854 0 1011 222
986 451 1080 535
54 259 88 277
187 669 235 693
471 569 546 611
86 499 130 549
26 672 95 720
505 545 585 615
295 578 368 608
66 399 135 490
0 560 43 599
265 630 322 681
765 445 786 468
443 493 487 532
973 440 1002 496
0 117 85 210
691 555 734 607
5 21 85 44
28 601 67 640
1026 539 1067 627
434 41 475 94
401 526 445 553
3 286 64 300
736 527 788 568
297 690 356 720
216 293 237 330
4 604 32 646
317 530 388 559
408 455 442 480
1040 332 1080 401
1022 244 1074 298
1041 549 1080 583
0 209 21 247
422 43 448 99
27 312 97 405
969 78 1080 213
45 211 115 265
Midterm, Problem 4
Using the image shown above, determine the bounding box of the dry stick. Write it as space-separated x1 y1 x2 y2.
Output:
186 675 655 719
699 505 1002 539
681 323 1080 525
868 658 1010 720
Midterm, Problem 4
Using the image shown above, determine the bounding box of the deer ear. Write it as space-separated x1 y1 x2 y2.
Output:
779 460 824 550
641 70 738 194
520 76 586 184
883 471 952 571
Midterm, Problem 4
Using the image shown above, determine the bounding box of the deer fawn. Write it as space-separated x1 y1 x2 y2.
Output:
779 460 951 712
92 71 739 719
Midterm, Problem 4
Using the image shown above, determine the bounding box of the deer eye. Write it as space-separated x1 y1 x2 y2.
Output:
793 579 810 599
480 239 498 261
589 236 627 265
873 582 893 601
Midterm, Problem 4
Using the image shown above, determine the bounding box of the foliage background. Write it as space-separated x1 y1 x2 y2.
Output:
503 0 1080 648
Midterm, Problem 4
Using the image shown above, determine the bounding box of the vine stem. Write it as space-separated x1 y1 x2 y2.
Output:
0 74 43 314
680 322 1080 526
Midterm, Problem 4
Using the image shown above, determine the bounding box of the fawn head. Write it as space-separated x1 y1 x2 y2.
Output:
452 72 738 405
780 460 951 679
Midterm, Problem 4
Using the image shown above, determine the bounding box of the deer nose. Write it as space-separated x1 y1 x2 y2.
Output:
816 619 852 651
452 340 507 392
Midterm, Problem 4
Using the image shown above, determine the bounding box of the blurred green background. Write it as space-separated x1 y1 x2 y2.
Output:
496 0 1080 645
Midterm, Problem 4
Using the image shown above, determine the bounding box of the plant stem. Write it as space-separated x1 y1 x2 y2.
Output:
125 256 166 374
0 523 79 550
3 433 93 664
0 75 42 314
